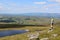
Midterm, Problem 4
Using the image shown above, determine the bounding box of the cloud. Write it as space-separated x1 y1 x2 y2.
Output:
48 0 60 2
45 4 58 8
0 6 4 10
0 0 60 13
56 0 60 2
34 2 46 4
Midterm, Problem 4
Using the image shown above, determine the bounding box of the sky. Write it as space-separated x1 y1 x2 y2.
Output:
0 0 60 14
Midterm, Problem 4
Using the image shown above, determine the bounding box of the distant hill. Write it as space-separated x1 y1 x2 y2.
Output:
0 13 60 18
21 13 60 18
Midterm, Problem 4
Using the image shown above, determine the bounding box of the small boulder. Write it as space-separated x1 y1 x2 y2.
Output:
40 38 49 40
52 34 58 37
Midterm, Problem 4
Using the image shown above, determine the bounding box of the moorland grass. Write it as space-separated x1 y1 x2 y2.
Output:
0 25 60 40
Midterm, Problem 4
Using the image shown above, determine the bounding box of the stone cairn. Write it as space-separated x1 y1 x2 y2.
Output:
48 18 54 33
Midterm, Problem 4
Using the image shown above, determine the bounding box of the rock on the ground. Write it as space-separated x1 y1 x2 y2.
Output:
52 34 58 37
40 38 49 40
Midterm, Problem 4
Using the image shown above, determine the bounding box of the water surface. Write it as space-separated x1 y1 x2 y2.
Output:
0 30 27 37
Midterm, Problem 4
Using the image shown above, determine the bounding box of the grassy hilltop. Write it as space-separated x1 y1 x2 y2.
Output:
0 15 60 40
0 25 60 40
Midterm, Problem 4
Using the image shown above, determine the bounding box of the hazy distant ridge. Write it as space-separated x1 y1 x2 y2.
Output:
0 13 60 18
